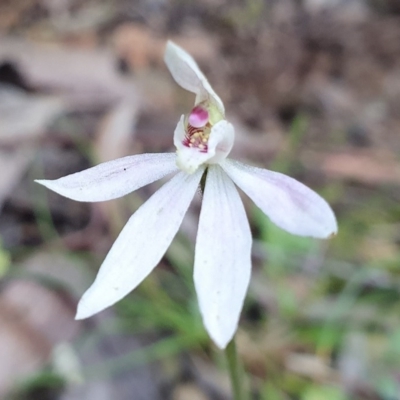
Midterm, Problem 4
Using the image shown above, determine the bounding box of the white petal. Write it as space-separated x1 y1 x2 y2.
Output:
176 146 211 175
35 153 178 202
194 165 252 349
173 114 186 149
164 41 224 113
222 160 338 238
174 117 234 174
206 120 235 164
76 167 204 319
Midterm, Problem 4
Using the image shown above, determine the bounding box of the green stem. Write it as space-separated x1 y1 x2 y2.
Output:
225 337 248 400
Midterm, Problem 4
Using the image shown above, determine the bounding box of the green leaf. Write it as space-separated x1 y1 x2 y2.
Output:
302 385 348 400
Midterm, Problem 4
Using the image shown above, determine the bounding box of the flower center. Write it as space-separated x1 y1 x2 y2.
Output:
183 106 211 153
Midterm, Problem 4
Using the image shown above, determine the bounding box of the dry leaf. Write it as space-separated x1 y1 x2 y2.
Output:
0 86 64 145
95 90 139 163
21 251 92 298
0 302 50 397
0 252 87 395
113 23 218 71
0 40 130 110
113 24 164 71
285 352 335 381
173 384 209 400
0 147 34 211
1 280 79 345
303 150 400 185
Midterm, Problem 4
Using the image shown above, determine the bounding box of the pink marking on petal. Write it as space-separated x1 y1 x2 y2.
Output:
182 125 209 152
188 106 209 128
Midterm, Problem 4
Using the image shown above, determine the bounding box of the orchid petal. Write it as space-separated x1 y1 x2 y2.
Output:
164 41 224 113
222 160 338 238
35 153 178 202
173 115 186 149
194 165 252 349
76 167 204 319
174 116 234 174
206 120 235 164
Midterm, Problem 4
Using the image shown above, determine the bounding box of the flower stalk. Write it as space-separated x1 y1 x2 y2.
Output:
225 337 248 400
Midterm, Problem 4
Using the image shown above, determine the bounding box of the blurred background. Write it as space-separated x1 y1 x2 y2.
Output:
0 0 400 399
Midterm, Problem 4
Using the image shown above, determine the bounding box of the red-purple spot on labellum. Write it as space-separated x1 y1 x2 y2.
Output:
188 106 209 128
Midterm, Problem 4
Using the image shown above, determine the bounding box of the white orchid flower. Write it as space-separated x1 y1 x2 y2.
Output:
36 41 337 349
